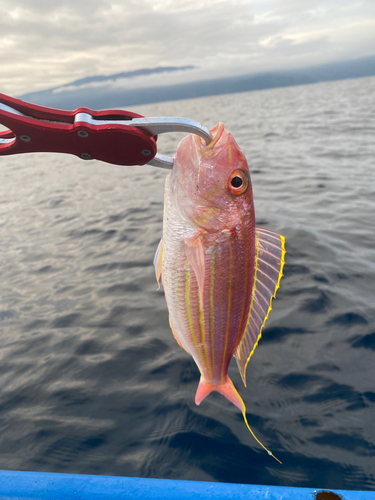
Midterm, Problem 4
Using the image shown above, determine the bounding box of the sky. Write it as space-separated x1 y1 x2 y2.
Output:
0 0 374 97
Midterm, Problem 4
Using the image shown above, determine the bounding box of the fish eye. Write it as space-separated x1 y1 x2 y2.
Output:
231 176 243 188
228 170 249 195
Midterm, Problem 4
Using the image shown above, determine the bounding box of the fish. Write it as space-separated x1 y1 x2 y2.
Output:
154 122 285 462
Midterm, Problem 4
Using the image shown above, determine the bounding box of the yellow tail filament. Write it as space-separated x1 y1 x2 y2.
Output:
242 410 282 464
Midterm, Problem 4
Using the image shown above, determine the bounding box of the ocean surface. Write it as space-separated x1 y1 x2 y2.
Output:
0 76 374 491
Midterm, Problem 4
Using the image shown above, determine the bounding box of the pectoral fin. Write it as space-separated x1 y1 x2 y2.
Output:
153 238 164 289
184 234 205 298
235 227 285 386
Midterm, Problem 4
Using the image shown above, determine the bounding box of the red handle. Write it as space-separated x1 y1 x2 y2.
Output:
0 93 157 166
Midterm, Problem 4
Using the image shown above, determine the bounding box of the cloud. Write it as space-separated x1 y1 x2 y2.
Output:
0 0 374 96
52 67 206 93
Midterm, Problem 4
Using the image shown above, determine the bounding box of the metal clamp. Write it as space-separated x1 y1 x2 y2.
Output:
0 93 212 169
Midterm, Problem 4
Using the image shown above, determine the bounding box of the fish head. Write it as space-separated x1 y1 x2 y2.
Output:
170 122 254 232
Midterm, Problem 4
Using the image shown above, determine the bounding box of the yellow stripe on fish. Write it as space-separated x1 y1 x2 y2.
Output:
209 248 216 376
221 238 232 383
184 261 201 357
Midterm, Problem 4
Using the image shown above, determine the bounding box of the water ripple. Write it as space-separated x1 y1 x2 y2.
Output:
0 76 374 490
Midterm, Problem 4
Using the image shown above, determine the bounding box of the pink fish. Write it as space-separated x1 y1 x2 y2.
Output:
154 123 285 462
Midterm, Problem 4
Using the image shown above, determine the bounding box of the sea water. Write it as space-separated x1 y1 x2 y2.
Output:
0 76 374 490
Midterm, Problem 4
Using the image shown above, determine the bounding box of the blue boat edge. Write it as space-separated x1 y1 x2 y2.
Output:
0 470 374 499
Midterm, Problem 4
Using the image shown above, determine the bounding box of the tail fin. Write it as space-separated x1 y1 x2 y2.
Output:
195 378 216 406
195 376 244 411
195 376 281 464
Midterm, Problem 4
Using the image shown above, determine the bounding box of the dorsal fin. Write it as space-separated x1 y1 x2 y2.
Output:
235 227 285 386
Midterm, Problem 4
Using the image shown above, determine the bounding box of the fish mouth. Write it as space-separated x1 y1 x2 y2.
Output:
197 122 225 157
206 122 225 149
